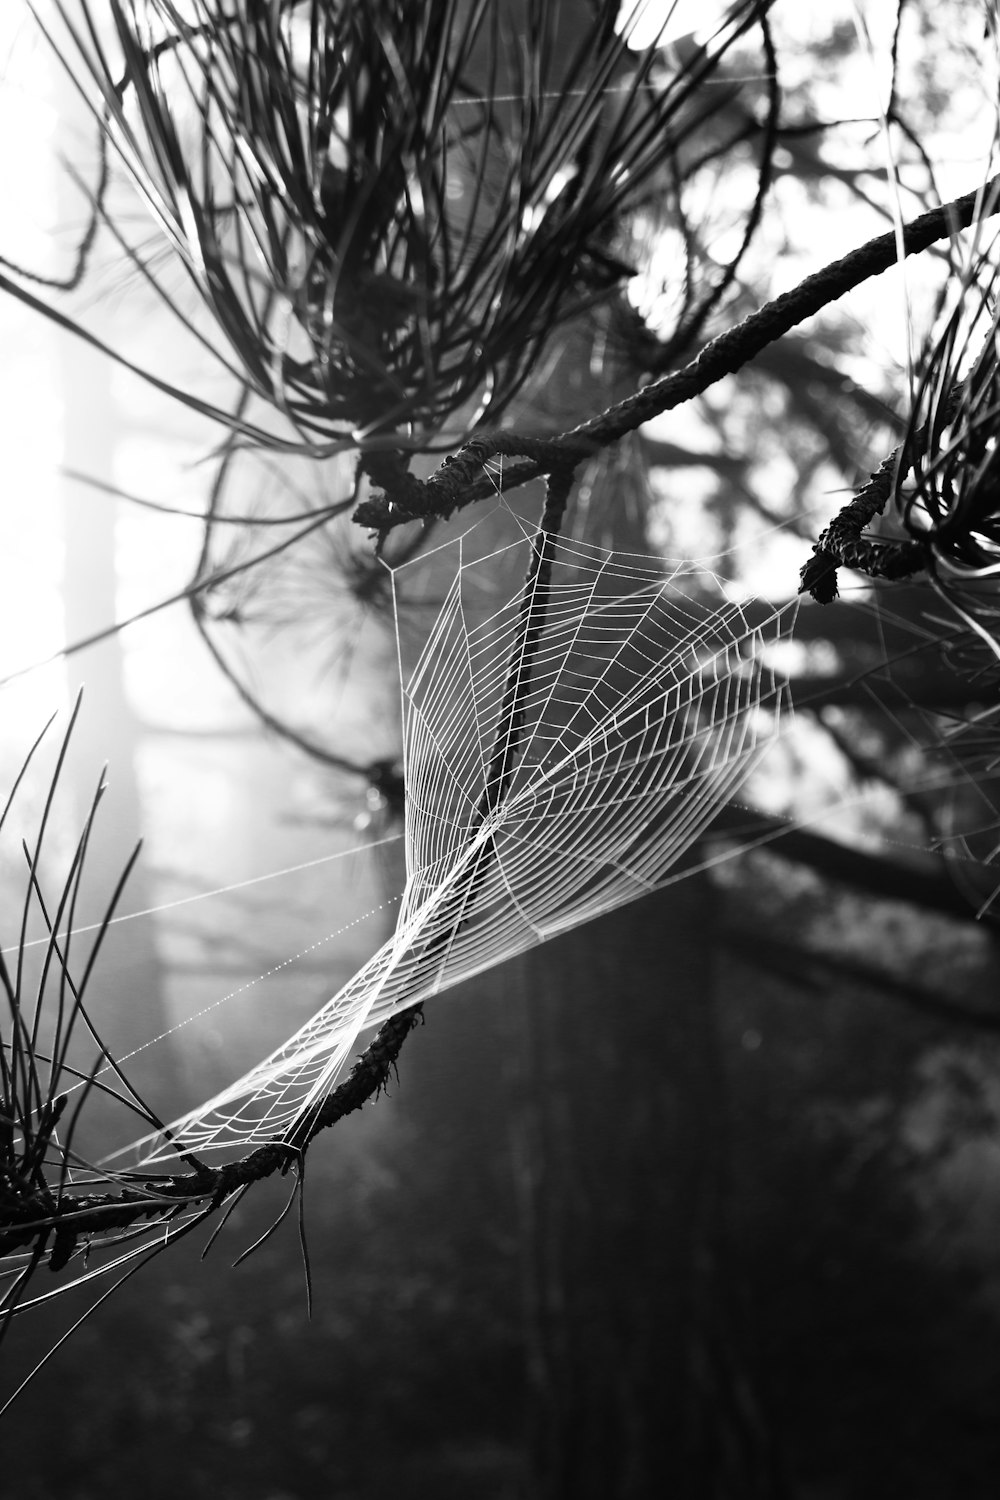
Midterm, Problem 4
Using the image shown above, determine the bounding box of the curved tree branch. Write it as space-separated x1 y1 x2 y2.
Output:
355 174 1000 539
0 1007 423 1273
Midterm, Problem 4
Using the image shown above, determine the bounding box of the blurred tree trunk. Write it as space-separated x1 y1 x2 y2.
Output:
506 879 729 1497
59 329 181 1125
400 869 786 1496
350 11 790 1487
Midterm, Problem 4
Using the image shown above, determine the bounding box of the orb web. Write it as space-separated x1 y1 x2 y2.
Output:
132 510 794 1163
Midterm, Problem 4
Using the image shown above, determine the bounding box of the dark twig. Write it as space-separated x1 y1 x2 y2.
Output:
798 383 966 603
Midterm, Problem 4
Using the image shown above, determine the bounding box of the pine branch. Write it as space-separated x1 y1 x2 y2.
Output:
355 175 1000 539
0 1008 422 1274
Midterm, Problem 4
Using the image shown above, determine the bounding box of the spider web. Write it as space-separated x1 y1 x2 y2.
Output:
132 509 794 1163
